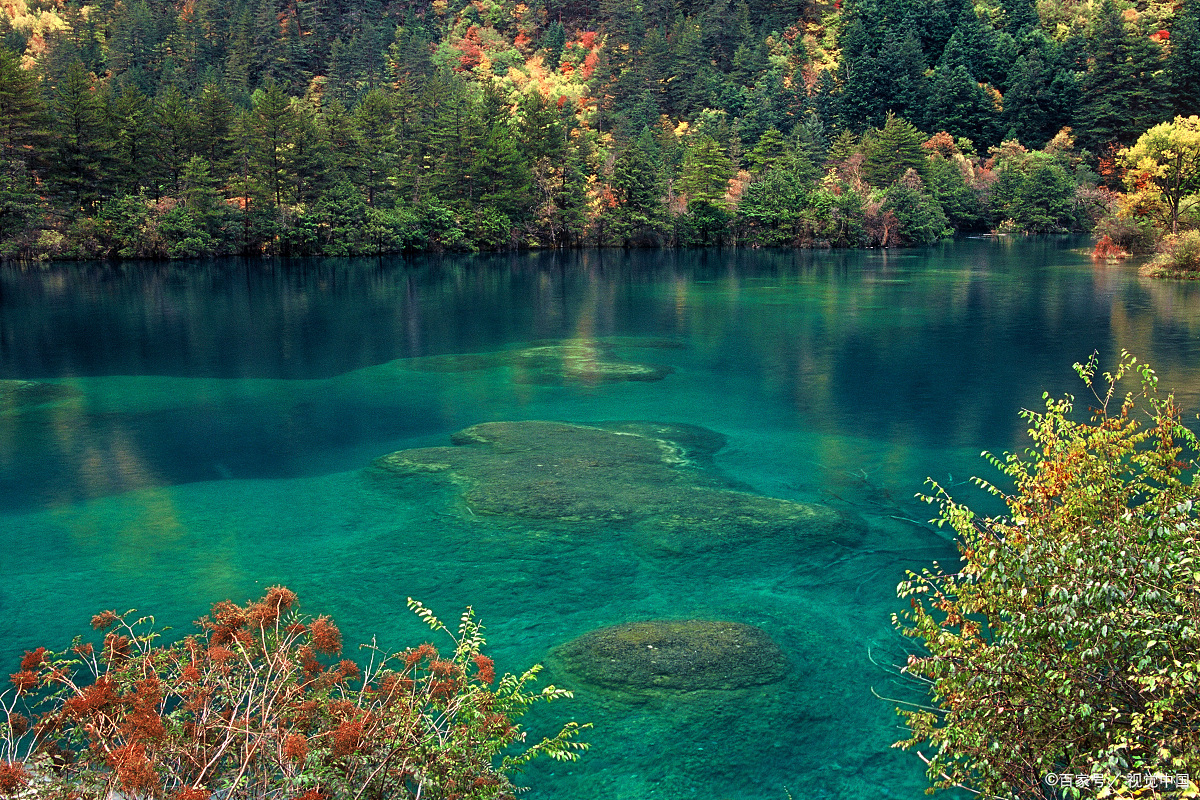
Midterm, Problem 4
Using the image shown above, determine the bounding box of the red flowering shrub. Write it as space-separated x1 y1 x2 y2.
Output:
1 591 586 800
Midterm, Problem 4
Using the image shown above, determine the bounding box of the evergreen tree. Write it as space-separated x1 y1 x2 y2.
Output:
1166 0 1200 116
1000 0 1038 34
246 79 295 207
1075 0 1169 151
543 21 566 69
926 64 997 146
876 30 930 125
249 0 284 85
0 46 42 250
194 82 236 170
109 0 163 93
608 126 668 244
862 113 927 186
109 85 153 195
747 126 787 174
1001 36 1080 147
474 122 532 221
389 16 434 90
678 133 733 204
0 46 43 163
836 18 880 130
47 61 112 212
351 89 398 207
152 85 196 195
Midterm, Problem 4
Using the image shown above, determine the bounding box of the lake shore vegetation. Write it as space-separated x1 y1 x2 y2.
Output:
893 353 1200 794
1 590 587 800
1 0 1199 258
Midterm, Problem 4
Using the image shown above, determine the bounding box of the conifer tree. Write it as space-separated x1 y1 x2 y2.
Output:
609 126 667 244
926 64 997 147
246 79 295 207
0 46 43 163
862 113 927 186
352 89 399 207
194 82 236 170
1075 0 1168 151
1166 0 1200 117
0 46 42 249
474 122 532 221
153 85 197 195
48 61 112 212
109 85 153 195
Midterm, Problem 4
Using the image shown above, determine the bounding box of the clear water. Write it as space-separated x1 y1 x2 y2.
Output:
3 239 1200 799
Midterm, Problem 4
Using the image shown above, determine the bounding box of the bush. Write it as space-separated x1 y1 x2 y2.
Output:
894 353 1200 795
1141 230 1200 278
1 590 586 800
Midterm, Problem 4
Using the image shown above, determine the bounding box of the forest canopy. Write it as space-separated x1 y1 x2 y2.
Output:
0 0 1198 258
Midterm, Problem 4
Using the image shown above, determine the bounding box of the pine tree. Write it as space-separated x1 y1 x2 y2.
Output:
517 91 566 165
543 21 566 69
246 79 295 207
474 122 532 220
0 46 43 163
108 0 163 94
194 82 236 171
862 113 927 186
1075 0 1169 151
47 61 112 212
1001 43 1078 148
678 133 733 204
1166 0 1200 117
607 127 667 244
109 85 153 195
876 29 930 125
0 46 42 249
836 18 880 130
152 85 196 195
927 64 998 146
351 89 398 207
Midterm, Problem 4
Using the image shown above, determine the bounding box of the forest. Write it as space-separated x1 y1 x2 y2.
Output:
0 0 1197 257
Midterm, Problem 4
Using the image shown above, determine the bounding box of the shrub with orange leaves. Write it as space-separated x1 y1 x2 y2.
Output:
1 590 587 800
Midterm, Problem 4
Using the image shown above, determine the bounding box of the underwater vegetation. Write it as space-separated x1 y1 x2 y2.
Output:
0 380 78 412
554 620 787 692
401 339 676 384
369 420 865 553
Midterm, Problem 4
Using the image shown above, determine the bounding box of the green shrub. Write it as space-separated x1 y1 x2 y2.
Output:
894 353 1200 795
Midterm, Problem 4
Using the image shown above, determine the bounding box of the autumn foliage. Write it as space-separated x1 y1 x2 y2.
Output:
1 591 586 800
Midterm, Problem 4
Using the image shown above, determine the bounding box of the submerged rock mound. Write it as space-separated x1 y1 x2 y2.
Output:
0 379 79 411
555 620 787 691
402 339 674 384
370 420 863 550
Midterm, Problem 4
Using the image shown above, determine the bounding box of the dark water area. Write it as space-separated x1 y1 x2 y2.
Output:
3 238 1200 798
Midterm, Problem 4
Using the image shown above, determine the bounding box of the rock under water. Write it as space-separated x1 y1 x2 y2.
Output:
554 619 787 691
399 339 675 384
369 420 865 551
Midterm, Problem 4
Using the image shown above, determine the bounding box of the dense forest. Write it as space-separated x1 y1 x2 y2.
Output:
0 0 1197 257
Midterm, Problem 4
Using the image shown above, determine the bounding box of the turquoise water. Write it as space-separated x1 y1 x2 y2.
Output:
4 240 1200 798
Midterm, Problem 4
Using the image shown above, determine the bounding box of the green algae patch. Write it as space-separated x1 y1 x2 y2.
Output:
554 620 787 691
369 420 864 550
400 339 674 384
0 379 79 411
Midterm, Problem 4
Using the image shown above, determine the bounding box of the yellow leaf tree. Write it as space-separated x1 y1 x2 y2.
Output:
1120 115 1200 234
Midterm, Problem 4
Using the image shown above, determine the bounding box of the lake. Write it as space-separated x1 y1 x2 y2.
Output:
3 238 1199 799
